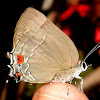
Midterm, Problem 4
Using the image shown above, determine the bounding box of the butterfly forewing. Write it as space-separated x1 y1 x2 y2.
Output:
13 8 46 48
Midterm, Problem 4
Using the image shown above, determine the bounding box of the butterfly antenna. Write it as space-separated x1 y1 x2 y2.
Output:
84 42 100 62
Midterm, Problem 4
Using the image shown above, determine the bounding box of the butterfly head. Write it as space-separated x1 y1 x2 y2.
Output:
80 61 89 71
80 42 100 72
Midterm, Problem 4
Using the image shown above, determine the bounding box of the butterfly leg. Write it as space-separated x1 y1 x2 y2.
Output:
54 74 73 95
67 77 73 95
75 79 77 86
55 74 67 83
44 81 53 89
74 78 77 86
44 73 61 88
75 76 83 92
44 74 58 89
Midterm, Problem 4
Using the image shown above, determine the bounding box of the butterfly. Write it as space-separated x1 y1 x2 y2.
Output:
7 7 100 94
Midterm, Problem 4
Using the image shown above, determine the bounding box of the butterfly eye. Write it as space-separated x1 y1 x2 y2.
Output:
17 55 24 64
83 62 86 69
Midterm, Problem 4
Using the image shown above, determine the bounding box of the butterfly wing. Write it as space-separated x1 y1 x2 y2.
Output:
12 7 79 83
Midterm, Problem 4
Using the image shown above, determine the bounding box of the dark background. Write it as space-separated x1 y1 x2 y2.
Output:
0 0 100 100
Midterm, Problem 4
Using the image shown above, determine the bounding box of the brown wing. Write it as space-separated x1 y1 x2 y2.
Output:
12 7 79 83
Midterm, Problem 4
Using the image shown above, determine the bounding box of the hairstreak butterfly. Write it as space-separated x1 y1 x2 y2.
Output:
7 7 100 94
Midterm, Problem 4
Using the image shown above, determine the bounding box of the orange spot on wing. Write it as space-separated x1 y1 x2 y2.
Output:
17 55 24 64
17 72 22 77
76 59 79 64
